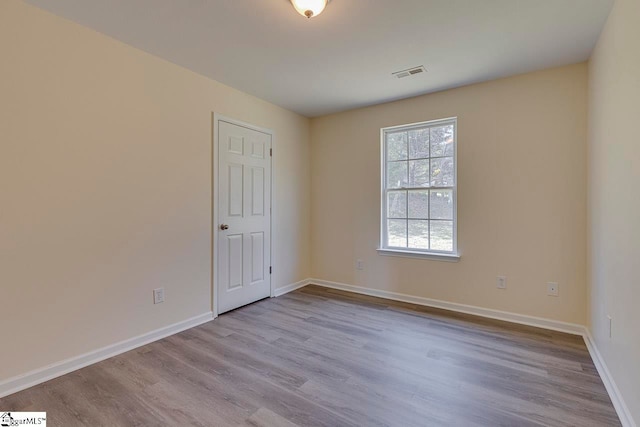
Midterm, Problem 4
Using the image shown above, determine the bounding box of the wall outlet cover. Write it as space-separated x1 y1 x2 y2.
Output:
153 288 165 304
497 276 507 289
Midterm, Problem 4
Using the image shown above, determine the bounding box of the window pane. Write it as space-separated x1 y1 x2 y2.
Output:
387 191 407 218
387 132 408 161
408 220 429 249
430 157 455 187
408 128 429 159
430 220 453 251
387 219 407 247
430 190 454 220
387 161 408 189
408 190 429 219
409 159 430 187
430 125 454 157
382 119 456 253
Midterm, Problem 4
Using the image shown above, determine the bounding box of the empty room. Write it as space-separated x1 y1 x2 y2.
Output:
1 0 638 426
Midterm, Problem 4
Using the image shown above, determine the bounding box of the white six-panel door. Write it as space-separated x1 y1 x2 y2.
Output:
217 119 271 314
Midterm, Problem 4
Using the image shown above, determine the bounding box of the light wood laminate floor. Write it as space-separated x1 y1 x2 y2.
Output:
0 285 620 426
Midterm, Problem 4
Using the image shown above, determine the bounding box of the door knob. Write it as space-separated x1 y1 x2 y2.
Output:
220 224 229 230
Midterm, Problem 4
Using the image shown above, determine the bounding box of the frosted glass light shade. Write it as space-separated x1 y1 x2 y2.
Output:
291 0 329 18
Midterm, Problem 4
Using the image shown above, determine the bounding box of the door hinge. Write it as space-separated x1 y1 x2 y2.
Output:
270 148 272 157
269 266 272 274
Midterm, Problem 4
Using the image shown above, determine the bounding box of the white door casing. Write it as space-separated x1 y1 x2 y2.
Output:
215 117 272 315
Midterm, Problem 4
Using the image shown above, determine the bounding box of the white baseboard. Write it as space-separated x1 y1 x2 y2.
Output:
2 277 313 399
274 279 312 297
0 312 214 399
3 279 634 427
583 330 636 427
302 278 634 426
309 278 585 335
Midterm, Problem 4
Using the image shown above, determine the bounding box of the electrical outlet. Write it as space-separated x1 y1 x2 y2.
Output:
547 282 559 297
496 276 507 289
356 259 364 271
153 288 165 304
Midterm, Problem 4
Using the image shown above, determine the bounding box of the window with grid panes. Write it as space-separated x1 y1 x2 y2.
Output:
380 118 457 256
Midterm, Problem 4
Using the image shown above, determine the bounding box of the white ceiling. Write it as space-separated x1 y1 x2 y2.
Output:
26 0 613 117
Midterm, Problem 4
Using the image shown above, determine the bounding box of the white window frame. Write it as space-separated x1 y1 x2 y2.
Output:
377 117 460 261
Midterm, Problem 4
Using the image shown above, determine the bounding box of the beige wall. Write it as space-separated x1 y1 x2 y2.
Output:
311 63 588 324
0 0 310 381
588 0 640 421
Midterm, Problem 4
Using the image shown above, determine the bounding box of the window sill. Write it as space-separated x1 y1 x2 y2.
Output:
376 248 461 262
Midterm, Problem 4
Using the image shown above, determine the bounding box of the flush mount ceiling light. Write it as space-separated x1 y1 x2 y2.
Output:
291 0 330 19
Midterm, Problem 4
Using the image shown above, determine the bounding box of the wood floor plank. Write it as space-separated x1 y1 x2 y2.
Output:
0 285 621 426
242 407 300 427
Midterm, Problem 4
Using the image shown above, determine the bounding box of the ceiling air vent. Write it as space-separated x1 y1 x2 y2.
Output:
392 66 427 79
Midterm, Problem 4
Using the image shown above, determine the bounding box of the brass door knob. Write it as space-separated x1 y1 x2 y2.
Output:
220 224 229 230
